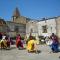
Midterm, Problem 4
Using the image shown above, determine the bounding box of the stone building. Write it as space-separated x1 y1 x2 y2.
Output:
26 20 38 38
5 7 30 37
12 7 29 24
26 16 60 40
6 21 26 37
0 7 60 41
55 17 60 39
0 18 8 34
37 18 56 37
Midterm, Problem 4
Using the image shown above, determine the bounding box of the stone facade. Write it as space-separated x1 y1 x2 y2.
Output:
0 18 8 34
0 7 60 41
26 17 60 39
56 17 60 38
6 21 26 37
12 7 28 24
26 20 38 38
12 16 27 24
4 7 29 37
37 18 56 37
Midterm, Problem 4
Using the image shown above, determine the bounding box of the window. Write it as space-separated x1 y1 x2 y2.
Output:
14 26 19 32
42 25 47 33
31 28 33 33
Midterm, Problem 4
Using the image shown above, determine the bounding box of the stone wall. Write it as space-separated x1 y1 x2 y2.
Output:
6 21 26 37
13 16 27 24
56 17 60 39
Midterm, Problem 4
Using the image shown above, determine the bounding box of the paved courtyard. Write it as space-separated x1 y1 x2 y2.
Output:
0 45 60 60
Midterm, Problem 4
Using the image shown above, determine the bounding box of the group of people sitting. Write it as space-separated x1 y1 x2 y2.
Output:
0 33 60 53
16 34 38 52
16 33 60 53
0 33 38 53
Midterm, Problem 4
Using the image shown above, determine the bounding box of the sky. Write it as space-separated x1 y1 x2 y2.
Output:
0 0 60 21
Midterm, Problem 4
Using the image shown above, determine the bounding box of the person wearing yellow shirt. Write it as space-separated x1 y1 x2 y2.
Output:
27 36 37 53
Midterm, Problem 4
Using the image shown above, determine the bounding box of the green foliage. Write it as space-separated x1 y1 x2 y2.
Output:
21 36 24 40
11 36 16 40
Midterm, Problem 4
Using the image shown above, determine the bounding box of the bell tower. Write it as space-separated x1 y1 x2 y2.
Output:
12 7 20 22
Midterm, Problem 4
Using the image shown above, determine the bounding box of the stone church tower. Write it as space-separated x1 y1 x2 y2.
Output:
12 7 27 24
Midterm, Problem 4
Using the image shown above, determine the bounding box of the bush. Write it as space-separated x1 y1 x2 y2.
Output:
21 36 24 40
10 36 16 40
